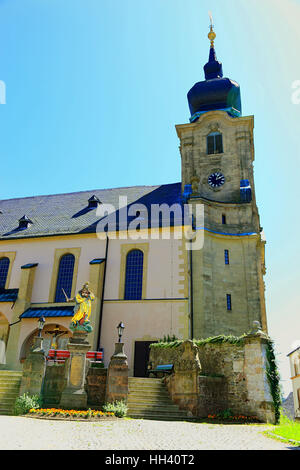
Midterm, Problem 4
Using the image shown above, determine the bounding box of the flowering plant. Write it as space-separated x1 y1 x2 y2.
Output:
28 407 115 419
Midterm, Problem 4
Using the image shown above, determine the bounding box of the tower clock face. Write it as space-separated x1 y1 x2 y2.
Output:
208 172 225 188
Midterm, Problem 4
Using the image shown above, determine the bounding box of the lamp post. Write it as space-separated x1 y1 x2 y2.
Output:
37 316 46 338
117 322 125 343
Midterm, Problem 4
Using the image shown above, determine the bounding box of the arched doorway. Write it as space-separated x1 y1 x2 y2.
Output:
19 324 72 363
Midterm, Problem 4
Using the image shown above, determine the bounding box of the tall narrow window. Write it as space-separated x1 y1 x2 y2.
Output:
55 253 75 302
207 132 223 155
0 257 10 289
124 249 144 300
222 214 226 225
224 249 229 265
226 294 232 311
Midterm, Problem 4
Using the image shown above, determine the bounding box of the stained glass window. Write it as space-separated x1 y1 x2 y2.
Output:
55 254 75 302
124 249 144 300
0 257 10 288
224 249 229 265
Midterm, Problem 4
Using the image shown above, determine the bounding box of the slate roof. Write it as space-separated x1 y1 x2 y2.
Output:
0 288 18 302
0 183 183 240
20 306 74 318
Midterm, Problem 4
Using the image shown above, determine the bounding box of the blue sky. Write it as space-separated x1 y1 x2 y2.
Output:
0 0 299 396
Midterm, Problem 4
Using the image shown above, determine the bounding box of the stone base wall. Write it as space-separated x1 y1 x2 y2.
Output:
43 363 66 405
197 376 228 416
149 335 276 423
42 362 107 408
86 368 107 406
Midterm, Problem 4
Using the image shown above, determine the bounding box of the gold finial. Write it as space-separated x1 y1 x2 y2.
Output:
208 11 216 48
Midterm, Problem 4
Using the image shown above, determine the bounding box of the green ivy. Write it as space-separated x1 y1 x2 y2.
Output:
150 334 246 349
265 339 282 424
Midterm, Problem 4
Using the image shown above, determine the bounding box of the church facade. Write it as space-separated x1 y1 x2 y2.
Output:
0 25 267 378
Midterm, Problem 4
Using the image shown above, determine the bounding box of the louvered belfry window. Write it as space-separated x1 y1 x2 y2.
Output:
207 132 223 154
55 253 75 302
124 249 144 300
0 257 10 288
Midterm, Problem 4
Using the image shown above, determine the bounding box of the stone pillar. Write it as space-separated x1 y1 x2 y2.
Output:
243 321 275 424
19 336 46 397
165 340 201 417
105 343 128 403
60 331 90 409
5 263 38 370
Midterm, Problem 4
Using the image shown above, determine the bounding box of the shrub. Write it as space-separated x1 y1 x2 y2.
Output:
14 393 42 416
217 408 234 420
102 400 127 418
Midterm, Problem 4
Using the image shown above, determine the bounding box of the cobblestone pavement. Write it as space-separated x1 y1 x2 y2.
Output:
0 416 297 450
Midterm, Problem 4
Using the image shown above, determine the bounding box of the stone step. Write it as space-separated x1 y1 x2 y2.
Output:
129 377 162 382
0 409 13 416
0 398 17 405
129 380 164 386
0 376 22 382
127 406 186 415
127 377 189 422
0 378 21 384
127 401 185 411
128 388 169 396
128 386 167 393
127 396 172 404
0 392 19 399
0 371 22 378
127 412 189 421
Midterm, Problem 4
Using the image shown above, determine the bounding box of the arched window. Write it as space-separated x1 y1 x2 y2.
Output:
0 257 10 289
55 254 75 302
207 131 223 154
124 249 144 300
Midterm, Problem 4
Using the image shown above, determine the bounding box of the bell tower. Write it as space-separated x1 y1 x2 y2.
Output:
176 20 267 338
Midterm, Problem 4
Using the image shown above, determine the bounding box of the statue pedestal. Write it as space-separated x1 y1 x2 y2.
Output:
105 343 129 403
19 336 46 397
60 331 90 410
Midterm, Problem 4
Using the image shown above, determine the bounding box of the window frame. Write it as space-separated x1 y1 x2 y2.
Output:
119 243 149 301
0 252 16 290
0 257 10 289
49 248 81 303
124 249 144 300
226 293 232 311
207 131 223 155
54 253 76 303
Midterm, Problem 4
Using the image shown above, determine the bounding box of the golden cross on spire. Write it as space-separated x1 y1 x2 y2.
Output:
208 11 216 48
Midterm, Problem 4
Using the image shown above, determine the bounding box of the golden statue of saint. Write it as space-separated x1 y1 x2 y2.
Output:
70 283 95 332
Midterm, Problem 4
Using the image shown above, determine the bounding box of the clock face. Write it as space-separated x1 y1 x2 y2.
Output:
208 172 225 188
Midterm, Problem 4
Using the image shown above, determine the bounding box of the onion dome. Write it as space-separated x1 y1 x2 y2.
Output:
187 23 242 122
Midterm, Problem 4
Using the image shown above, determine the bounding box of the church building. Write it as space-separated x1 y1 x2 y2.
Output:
0 24 267 378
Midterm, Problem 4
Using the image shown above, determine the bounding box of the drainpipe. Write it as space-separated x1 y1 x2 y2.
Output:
96 235 109 351
189 238 194 340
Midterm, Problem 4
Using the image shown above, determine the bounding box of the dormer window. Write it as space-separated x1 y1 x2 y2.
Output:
88 195 101 208
18 215 33 229
207 131 223 155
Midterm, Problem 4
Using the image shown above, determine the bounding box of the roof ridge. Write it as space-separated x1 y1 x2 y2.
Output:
0 182 181 203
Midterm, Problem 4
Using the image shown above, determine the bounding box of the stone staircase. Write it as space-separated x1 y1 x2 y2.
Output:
0 371 22 415
127 377 189 421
